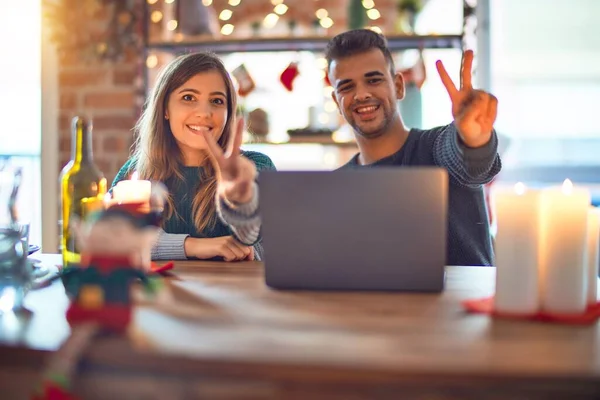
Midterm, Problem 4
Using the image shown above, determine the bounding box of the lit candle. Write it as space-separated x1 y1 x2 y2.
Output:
586 208 599 305
492 182 541 315
539 179 590 314
111 171 152 208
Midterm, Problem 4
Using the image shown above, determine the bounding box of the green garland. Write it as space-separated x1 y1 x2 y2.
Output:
44 0 140 62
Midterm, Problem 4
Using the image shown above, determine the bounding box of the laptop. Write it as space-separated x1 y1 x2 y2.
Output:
259 168 448 292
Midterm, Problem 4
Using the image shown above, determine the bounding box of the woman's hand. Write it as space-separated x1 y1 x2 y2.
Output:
202 118 257 204
184 235 254 261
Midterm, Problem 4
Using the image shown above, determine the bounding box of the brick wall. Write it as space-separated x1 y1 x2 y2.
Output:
56 0 400 183
57 51 141 185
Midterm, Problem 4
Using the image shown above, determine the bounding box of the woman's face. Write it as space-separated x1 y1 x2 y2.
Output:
165 71 229 165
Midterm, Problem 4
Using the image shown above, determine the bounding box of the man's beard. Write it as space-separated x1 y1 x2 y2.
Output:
350 107 393 139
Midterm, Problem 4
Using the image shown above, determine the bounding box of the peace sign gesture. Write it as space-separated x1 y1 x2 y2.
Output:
436 50 498 148
202 117 257 205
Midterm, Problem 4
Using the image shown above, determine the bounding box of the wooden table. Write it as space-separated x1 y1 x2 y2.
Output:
1 254 599 399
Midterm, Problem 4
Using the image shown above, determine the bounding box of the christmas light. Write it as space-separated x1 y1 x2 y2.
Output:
147 0 158 4
271 0 284 4
315 8 328 19
316 57 328 69
263 13 279 28
165 0 175 4
146 54 158 68
319 17 333 28
202 0 213 5
150 11 163 23
228 0 241 5
166 20 178 30
366 9 380 20
274 4 288 15
362 0 375 9
369 26 383 34
219 9 233 21
221 23 235 35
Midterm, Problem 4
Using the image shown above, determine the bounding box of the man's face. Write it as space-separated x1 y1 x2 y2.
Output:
329 49 404 139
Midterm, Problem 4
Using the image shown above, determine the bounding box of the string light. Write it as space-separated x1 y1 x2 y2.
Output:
315 8 328 19
165 0 175 4
271 0 284 4
146 54 158 68
228 0 241 5
150 11 163 23
219 9 233 20
166 20 178 31
221 24 235 35
320 17 334 28
147 0 158 4
202 0 213 5
369 26 383 34
366 9 380 20
263 13 279 28
274 4 288 15
362 0 375 9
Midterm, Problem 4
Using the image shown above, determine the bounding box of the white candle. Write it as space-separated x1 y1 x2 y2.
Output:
112 172 152 206
586 208 600 305
540 179 590 314
492 182 541 315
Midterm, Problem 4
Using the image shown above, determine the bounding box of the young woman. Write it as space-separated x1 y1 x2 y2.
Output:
111 52 275 261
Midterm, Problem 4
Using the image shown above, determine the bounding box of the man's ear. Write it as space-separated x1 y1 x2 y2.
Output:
394 72 405 101
330 88 342 115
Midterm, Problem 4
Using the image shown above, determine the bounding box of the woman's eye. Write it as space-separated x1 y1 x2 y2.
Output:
212 98 225 105
182 94 194 101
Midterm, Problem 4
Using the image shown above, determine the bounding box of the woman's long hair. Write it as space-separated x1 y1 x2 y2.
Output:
132 52 237 233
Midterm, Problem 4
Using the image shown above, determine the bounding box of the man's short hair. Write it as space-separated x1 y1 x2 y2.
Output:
325 29 396 75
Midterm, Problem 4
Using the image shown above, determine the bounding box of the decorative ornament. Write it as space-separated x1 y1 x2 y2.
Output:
43 0 140 63
232 64 256 97
280 62 300 92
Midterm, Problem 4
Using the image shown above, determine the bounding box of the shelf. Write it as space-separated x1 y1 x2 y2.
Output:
145 34 463 54
246 136 358 147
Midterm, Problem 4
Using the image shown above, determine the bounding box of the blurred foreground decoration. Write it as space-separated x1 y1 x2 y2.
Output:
43 0 140 63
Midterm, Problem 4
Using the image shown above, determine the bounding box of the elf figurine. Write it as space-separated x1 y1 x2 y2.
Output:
32 202 165 400
62 202 163 333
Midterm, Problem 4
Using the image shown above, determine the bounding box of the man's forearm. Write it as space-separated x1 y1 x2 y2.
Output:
433 123 502 187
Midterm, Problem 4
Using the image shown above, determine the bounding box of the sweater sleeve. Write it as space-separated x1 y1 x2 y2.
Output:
216 151 276 246
151 228 189 260
433 123 502 187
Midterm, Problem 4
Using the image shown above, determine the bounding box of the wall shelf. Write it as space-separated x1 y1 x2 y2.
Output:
145 34 463 55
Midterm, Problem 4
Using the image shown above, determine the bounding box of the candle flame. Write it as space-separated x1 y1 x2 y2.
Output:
130 171 139 180
562 178 573 195
514 182 526 195
103 192 112 206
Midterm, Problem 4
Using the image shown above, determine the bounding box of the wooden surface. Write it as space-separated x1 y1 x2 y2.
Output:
1 254 600 399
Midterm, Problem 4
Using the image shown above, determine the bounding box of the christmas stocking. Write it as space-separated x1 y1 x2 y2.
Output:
232 64 256 97
280 62 299 92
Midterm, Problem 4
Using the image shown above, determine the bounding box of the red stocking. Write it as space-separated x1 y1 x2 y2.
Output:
280 62 299 91
232 64 256 97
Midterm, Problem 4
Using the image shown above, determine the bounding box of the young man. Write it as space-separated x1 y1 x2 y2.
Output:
326 29 501 266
